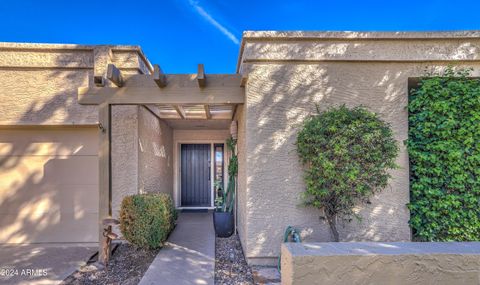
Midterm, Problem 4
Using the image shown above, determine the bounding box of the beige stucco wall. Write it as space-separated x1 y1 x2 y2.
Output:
111 105 139 218
138 106 174 195
281 242 480 285
234 105 247 253
111 105 174 218
0 43 150 126
238 31 480 264
173 129 231 142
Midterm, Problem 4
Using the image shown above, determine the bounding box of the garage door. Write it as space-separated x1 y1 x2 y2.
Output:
0 127 98 243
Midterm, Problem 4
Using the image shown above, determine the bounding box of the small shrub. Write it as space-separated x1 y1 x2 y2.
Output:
119 193 176 249
408 67 480 241
297 105 399 241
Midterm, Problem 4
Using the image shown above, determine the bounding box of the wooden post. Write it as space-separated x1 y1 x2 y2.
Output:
101 218 119 266
98 102 112 266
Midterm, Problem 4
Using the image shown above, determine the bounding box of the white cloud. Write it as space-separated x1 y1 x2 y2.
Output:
188 0 239 45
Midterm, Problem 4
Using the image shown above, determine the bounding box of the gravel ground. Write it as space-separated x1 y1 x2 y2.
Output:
215 234 254 285
61 242 159 285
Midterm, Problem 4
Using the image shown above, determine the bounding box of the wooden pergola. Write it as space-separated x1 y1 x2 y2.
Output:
78 63 246 265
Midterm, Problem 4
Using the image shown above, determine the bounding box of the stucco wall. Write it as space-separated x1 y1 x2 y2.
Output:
234 105 247 254
138 106 173 195
111 106 139 218
112 105 174 217
281 242 480 285
238 32 480 264
173 129 231 141
0 43 151 126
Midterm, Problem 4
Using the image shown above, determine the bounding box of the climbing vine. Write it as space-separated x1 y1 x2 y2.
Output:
407 67 480 241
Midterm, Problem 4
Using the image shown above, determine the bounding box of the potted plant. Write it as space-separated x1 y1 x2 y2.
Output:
213 137 237 237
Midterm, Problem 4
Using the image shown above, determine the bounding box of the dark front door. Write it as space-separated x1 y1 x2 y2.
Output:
181 144 211 207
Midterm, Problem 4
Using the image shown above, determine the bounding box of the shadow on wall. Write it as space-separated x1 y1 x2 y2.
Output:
242 41 480 258
0 53 100 244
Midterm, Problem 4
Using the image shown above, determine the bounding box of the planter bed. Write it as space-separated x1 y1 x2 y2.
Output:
215 234 254 285
61 242 159 285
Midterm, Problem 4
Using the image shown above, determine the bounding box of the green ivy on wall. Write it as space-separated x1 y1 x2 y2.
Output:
407 67 480 241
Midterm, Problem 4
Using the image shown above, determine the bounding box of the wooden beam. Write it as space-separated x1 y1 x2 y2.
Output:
174 105 186 119
204 105 212 119
197 64 206 87
79 74 245 105
240 74 248 87
98 102 112 265
231 105 238 120
107 64 123 87
141 105 163 121
79 87 244 105
153 64 167 88
78 90 245 108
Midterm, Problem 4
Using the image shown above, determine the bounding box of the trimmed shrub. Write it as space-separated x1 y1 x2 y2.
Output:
296 105 399 241
407 67 480 241
120 193 176 249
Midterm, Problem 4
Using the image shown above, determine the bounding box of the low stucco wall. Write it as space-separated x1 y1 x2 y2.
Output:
281 242 480 285
238 31 480 265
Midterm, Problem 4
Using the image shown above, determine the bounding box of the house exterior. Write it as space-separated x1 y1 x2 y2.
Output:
0 31 479 265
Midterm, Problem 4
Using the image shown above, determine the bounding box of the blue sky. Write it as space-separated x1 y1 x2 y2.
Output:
1 0 479 73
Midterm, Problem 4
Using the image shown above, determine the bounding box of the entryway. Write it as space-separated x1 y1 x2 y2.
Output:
181 144 211 207
179 142 225 209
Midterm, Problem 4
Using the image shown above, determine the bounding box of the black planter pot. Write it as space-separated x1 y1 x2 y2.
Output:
213 211 234 238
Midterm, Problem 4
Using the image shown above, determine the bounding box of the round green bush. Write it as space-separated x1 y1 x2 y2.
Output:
297 105 398 241
119 193 176 249
408 68 480 241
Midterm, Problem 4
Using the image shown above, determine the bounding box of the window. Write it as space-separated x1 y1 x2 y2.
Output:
213 144 224 200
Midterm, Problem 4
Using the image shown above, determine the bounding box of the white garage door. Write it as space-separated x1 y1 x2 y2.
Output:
0 127 99 243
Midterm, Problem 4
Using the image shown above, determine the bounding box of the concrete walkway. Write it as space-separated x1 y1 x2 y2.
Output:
139 211 215 285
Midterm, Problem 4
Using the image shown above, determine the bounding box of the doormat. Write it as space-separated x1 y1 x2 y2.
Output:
182 209 209 213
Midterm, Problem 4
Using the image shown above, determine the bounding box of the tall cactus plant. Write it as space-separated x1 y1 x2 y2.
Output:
218 137 237 213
